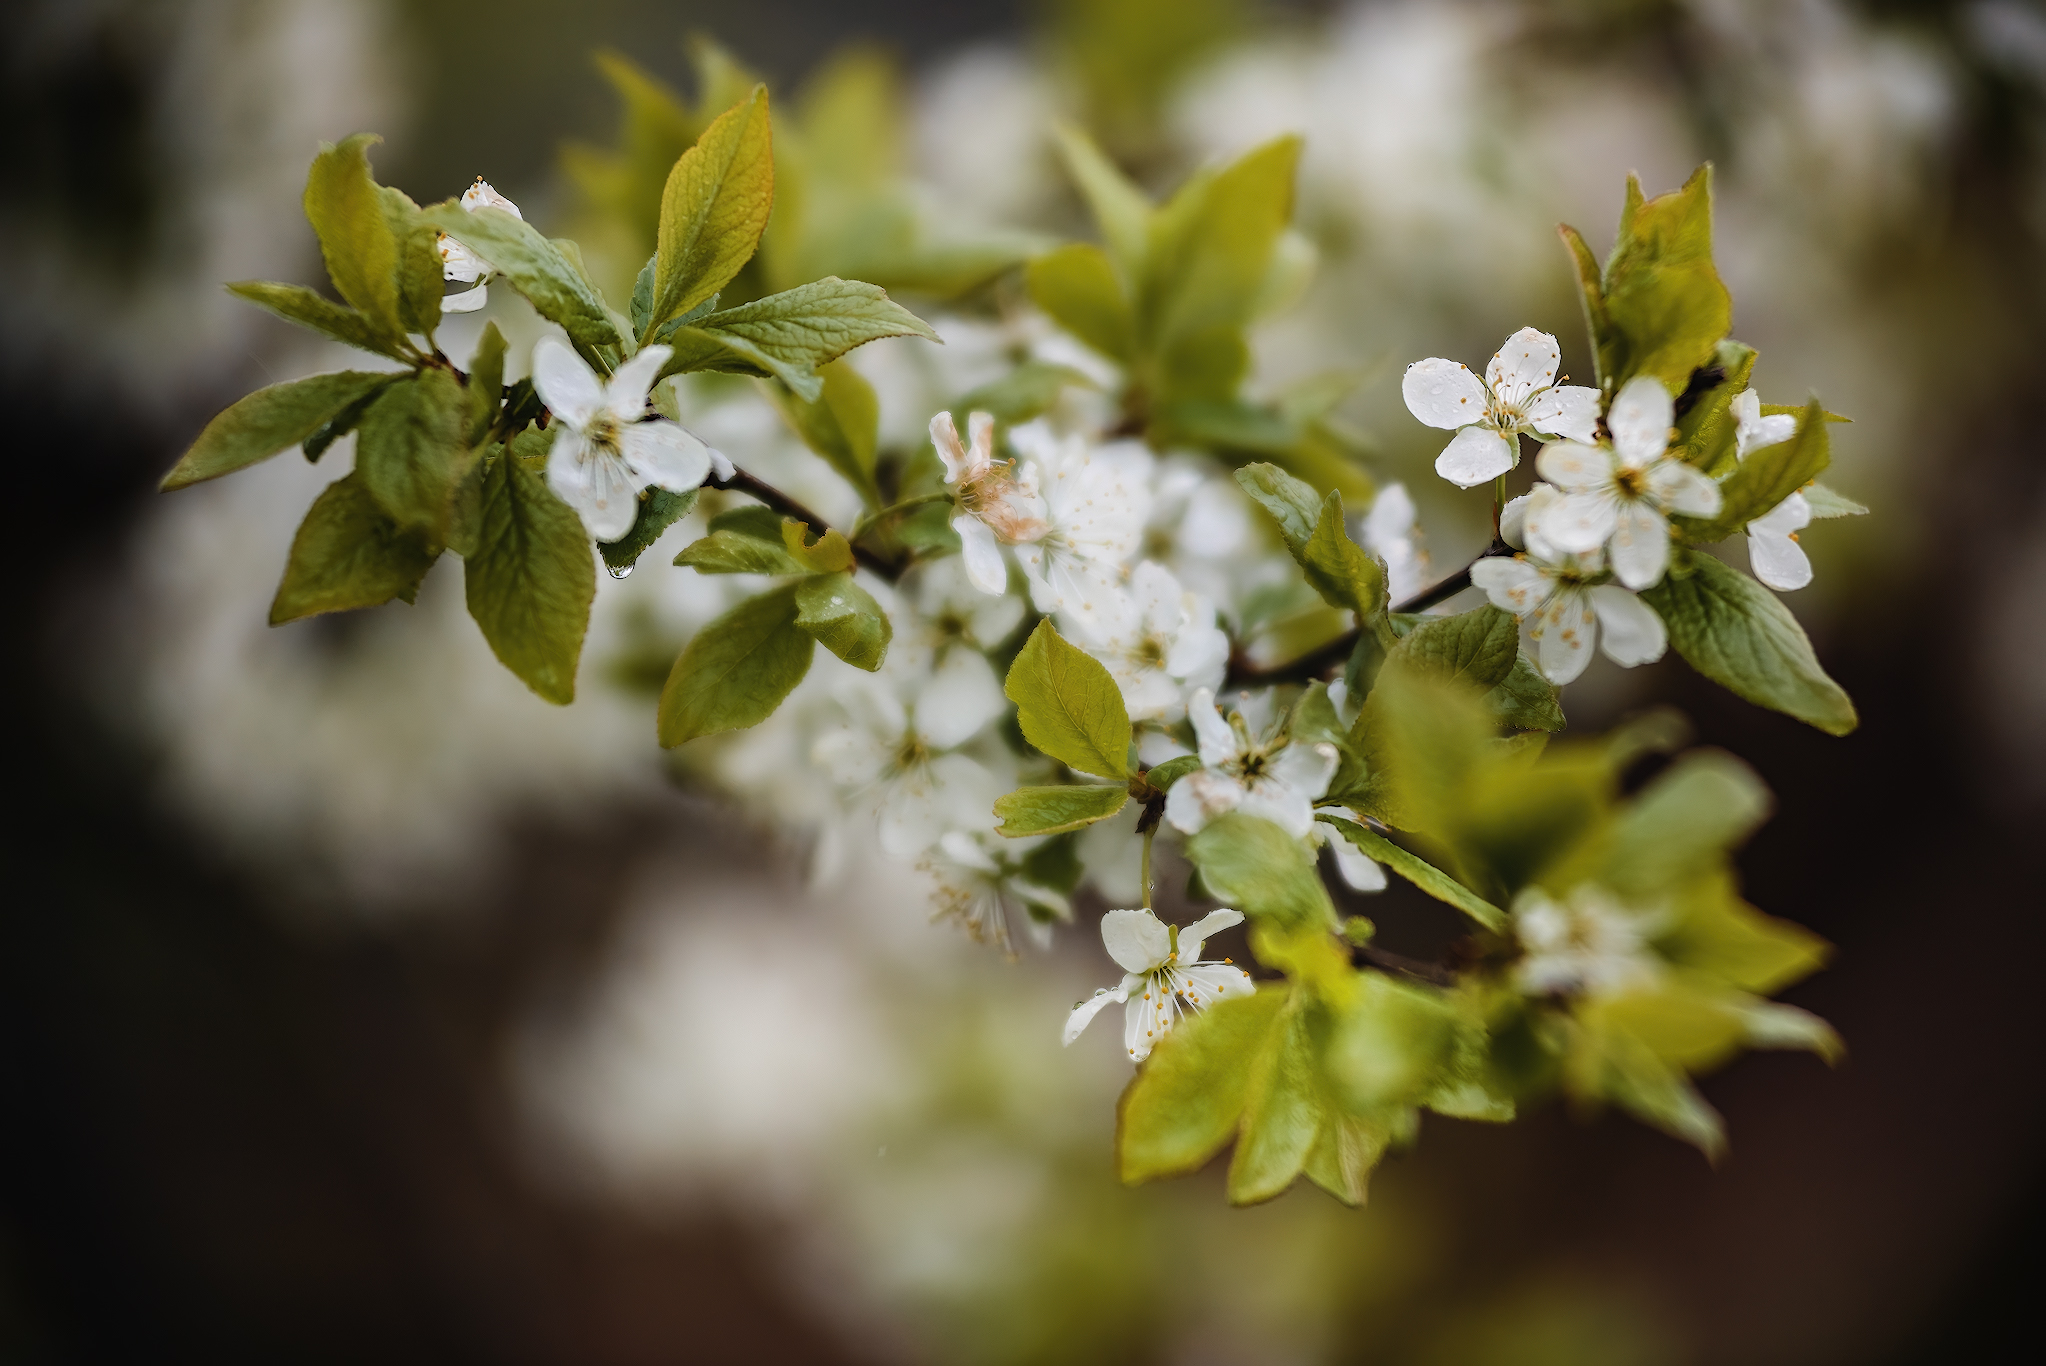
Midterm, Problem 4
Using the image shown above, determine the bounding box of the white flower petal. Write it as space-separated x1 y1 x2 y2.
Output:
1434 426 1516 488
966 410 995 464
1124 976 1176 1061
1177 908 1244 963
1329 835 1388 891
1185 689 1237 766
1747 527 1813 591
952 515 1009 595
1164 768 1243 835
930 411 971 483
1236 782 1316 839
915 649 1006 750
1529 588 1596 685
1648 460 1723 518
1402 358 1490 430
1528 488 1618 556
938 828 998 873
1607 501 1671 589
1470 556 1551 617
1269 740 1337 804
1063 987 1127 1046
1102 908 1173 974
1485 327 1562 409
1498 493 1530 551
617 421 711 493
440 284 489 312
1524 384 1602 443
530 336 605 430
1607 376 1674 467
605 344 672 420
546 432 637 542
1588 585 1667 666
1176 963 1256 1011
460 179 522 217
1534 440 1616 495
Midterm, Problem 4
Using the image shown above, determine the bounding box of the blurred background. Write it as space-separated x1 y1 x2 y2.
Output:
4 0 2044 1361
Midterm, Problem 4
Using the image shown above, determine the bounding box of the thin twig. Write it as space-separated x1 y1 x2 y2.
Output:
1351 943 1459 987
708 468 904 580
1223 542 1511 688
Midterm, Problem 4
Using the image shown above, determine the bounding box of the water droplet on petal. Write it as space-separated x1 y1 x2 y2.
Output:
606 562 633 580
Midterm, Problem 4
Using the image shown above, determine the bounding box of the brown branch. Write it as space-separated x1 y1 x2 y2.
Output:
708 468 904 581
1224 542 1512 688
1351 942 1459 987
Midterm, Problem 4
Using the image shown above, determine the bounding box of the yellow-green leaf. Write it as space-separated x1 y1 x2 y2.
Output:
652 85 774 331
1003 620 1131 779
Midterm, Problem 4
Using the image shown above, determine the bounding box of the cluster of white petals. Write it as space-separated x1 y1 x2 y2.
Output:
1166 688 1338 839
437 178 519 314
1511 884 1663 997
1064 908 1257 1061
1403 328 1600 488
531 337 729 542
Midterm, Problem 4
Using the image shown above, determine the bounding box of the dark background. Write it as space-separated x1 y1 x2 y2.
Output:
4 1 2042 1361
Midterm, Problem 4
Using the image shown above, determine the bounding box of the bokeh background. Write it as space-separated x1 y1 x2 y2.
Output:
4 0 2044 1361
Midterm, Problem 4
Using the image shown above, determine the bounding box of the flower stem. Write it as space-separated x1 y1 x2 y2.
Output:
1492 472 1506 540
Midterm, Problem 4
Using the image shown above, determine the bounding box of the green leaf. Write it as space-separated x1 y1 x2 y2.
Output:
1486 651 1566 732
1301 1111 1398 1207
1299 491 1385 617
1002 620 1131 779
1674 340 1757 475
1558 223 1615 390
1184 814 1335 931
354 369 468 539
953 361 1097 426
163 371 400 490
1052 123 1152 280
1599 166 1732 395
1658 877 1830 996
780 520 856 573
303 378 397 464
1317 816 1504 931
1142 754 1202 792
1142 136 1299 355
1227 998 1323 1205
463 451 595 704
1581 1022 1726 1159
658 584 816 745
601 488 697 574
1677 398 1830 542
1601 751 1770 897
1026 244 1135 362
1233 461 1321 544
422 204 622 349
668 278 939 400
1804 483 1868 519
1640 553 1857 734
302 134 404 345
674 507 810 575
768 361 880 505
378 186 444 338
993 784 1129 837
226 281 412 361
466 322 508 445
269 472 438 624
1392 605 1520 692
1117 988 1287 1183
793 571 891 671
651 86 774 332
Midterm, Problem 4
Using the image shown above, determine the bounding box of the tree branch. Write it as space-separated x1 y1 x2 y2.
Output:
708 468 904 581
1224 541 1512 688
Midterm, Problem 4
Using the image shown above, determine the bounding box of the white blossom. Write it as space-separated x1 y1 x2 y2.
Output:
437 179 520 314
1357 481 1430 604
1512 884 1662 997
811 667 1009 860
1009 421 1152 636
1732 390 1814 592
894 556 1025 730
921 830 1070 958
1403 327 1601 488
1471 497 1667 685
931 409 1048 595
1526 376 1723 589
1063 908 1257 1061
1165 688 1338 839
531 337 724 542
1079 561 1229 723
